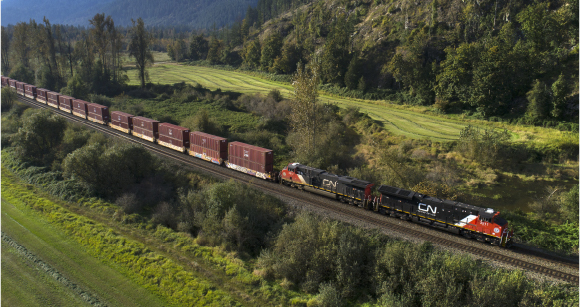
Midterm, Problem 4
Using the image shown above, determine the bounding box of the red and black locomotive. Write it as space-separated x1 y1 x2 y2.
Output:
376 185 512 246
280 163 374 207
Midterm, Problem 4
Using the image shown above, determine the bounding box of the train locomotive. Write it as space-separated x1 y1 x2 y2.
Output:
376 185 512 246
280 163 374 207
2 75 513 247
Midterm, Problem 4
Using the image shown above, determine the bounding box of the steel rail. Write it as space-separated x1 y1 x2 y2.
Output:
15 95 579 284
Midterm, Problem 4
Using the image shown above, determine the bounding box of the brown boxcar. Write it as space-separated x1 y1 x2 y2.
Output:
15 82 25 95
24 84 37 99
47 92 60 108
158 123 190 152
9 79 16 89
189 131 228 164
87 103 109 124
58 95 74 113
72 99 89 119
110 111 134 133
132 116 159 142
36 88 49 103
1 76 9 87
226 142 274 180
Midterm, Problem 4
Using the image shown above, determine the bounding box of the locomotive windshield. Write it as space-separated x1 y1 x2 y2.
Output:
494 217 507 226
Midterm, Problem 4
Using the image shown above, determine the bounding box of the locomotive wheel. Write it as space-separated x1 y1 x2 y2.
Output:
461 231 472 239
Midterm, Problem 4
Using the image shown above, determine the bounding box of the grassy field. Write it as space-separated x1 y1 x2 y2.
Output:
125 62 577 144
1 164 311 306
1 166 238 306
1 198 169 307
122 51 171 66
1 241 90 307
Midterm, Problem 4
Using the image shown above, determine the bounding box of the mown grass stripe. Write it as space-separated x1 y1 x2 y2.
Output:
127 64 469 141
2 232 106 307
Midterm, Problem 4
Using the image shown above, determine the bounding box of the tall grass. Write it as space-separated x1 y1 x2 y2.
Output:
1 165 239 306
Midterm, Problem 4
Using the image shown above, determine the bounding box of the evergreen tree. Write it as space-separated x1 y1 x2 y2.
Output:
344 55 362 90
206 37 223 64
1 26 10 75
242 40 261 69
189 34 209 60
260 32 283 71
320 15 351 86
550 74 568 119
526 79 551 120
273 43 302 74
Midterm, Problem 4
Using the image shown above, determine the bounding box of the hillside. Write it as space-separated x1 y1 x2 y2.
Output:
1 0 258 28
197 0 578 125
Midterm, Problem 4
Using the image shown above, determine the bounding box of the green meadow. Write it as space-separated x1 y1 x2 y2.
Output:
1 189 170 306
127 63 576 145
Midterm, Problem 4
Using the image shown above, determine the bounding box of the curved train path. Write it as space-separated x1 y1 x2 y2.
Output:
15 95 580 285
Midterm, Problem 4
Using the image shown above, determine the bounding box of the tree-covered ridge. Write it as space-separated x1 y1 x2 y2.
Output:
183 0 578 127
1 0 258 29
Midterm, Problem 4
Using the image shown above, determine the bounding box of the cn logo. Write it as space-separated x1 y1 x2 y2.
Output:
169 129 173 135
202 138 206 144
118 116 121 120
322 179 337 189
243 150 249 158
418 203 437 214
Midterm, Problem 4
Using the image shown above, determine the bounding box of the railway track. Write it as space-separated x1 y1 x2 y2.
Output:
15 95 579 285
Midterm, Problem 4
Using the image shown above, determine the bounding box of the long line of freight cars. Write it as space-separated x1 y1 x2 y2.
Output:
2 75 513 247
2 76 275 180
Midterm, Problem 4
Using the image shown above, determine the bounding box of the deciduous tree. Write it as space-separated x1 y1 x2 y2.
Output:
128 18 154 89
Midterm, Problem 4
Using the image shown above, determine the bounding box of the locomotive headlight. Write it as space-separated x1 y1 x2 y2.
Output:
494 227 500 233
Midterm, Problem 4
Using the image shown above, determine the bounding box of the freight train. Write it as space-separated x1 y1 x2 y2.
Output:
1 76 513 247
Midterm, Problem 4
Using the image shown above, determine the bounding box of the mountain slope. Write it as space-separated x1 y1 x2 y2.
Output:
1 0 113 26
1 0 257 28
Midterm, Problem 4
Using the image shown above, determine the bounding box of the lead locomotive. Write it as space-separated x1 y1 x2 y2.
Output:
377 185 512 247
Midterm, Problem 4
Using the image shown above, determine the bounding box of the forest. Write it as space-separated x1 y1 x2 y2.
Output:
3 0 578 131
163 0 579 129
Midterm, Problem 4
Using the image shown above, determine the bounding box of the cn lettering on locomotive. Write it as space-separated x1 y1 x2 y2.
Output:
418 203 437 215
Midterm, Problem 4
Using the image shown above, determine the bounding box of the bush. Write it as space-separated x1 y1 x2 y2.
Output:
456 125 511 167
89 94 113 107
1 87 17 112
